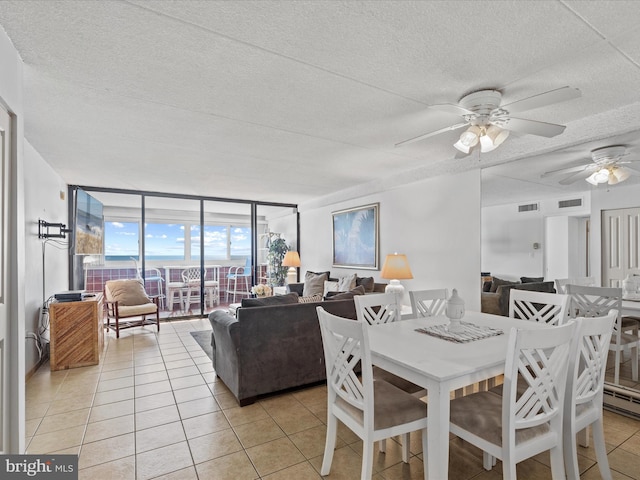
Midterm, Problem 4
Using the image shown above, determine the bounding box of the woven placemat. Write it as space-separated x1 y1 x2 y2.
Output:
415 321 504 343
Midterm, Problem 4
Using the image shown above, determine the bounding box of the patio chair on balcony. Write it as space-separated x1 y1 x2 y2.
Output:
225 257 252 302
182 267 217 312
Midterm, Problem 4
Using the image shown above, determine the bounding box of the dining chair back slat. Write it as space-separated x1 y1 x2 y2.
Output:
354 293 401 325
409 289 449 318
509 290 569 325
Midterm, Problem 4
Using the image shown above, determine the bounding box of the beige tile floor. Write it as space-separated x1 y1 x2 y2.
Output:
25 317 640 479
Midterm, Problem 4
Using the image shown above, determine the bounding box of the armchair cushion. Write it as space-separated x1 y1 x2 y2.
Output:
105 279 150 306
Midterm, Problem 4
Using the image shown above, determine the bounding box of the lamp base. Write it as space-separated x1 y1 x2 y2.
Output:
286 267 297 285
385 279 405 303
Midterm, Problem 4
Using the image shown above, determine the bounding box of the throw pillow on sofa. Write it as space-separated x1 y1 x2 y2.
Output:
520 276 544 283
298 293 323 303
325 285 366 300
303 271 329 296
336 273 357 291
323 280 339 296
241 292 299 308
490 276 519 293
356 276 375 293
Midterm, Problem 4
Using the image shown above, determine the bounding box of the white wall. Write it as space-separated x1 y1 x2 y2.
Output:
481 204 544 279
481 194 592 281
545 216 569 281
0 25 26 453
299 170 481 311
23 141 68 374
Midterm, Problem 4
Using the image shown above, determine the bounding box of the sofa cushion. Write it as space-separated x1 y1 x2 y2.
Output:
298 293 323 303
490 276 519 293
105 279 150 306
325 285 366 300
356 276 375 293
521 276 544 283
337 273 357 291
241 292 299 308
303 271 329 296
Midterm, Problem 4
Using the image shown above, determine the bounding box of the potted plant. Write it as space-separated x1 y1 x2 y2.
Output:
267 236 289 287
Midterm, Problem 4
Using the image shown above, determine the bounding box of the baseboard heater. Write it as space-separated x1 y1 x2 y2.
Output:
603 383 640 419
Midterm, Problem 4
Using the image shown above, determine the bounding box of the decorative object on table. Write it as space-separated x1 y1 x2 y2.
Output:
445 288 465 332
380 253 413 302
332 203 379 269
251 284 272 297
415 322 503 343
267 235 289 287
282 251 301 285
622 274 640 298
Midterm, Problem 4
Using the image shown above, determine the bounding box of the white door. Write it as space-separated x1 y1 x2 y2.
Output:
602 207 640 287
0 105 10 453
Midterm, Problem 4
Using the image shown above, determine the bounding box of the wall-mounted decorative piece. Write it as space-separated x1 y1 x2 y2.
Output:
332 203 379 270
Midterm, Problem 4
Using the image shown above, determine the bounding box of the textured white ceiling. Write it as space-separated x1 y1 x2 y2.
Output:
1 0 640 206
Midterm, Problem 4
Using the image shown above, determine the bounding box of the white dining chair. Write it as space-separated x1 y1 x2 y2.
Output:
509 289 569 325
563 310 616 480
449 321 577 480
354 292 401 325
409 288 449 318
566 284 638 385
316 307 428 480
354 292 424 458
555 277 595 294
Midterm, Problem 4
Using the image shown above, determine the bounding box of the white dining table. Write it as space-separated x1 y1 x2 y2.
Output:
367 310 549 480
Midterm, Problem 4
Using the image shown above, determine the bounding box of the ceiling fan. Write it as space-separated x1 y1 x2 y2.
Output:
395 86 581 154
541 145 640 186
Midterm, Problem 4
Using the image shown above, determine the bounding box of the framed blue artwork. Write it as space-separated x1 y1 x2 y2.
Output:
332 203 379 270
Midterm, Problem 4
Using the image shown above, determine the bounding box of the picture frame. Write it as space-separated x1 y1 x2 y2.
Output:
332 203 379 270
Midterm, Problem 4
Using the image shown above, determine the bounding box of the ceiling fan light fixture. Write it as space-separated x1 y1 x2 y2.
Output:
613 167 631 183
459 125 482 147
485 125 509 147
586 168 611 185
585 171 599 185
453 139 471 153
479 134 497 153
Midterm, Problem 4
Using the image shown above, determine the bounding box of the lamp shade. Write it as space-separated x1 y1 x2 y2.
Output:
282 251 301 267
380 253 413 280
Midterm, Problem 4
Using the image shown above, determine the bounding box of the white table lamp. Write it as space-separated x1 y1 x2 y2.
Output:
282 251 301 285
380 253 413 302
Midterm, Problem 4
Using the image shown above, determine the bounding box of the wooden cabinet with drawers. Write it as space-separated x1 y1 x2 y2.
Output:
49 294 104 371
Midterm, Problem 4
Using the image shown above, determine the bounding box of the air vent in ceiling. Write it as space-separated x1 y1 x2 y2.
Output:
558 198 582 208
518 203 539 213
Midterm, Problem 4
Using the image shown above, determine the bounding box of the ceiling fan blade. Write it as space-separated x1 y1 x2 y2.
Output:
559 168 595 185
395 122 468 147
505 117 566 137
428 103 475 117
502 86 581 114
541 163 591 178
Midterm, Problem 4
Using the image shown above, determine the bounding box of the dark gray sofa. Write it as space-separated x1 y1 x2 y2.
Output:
209 297 360 406
481 280 556 316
